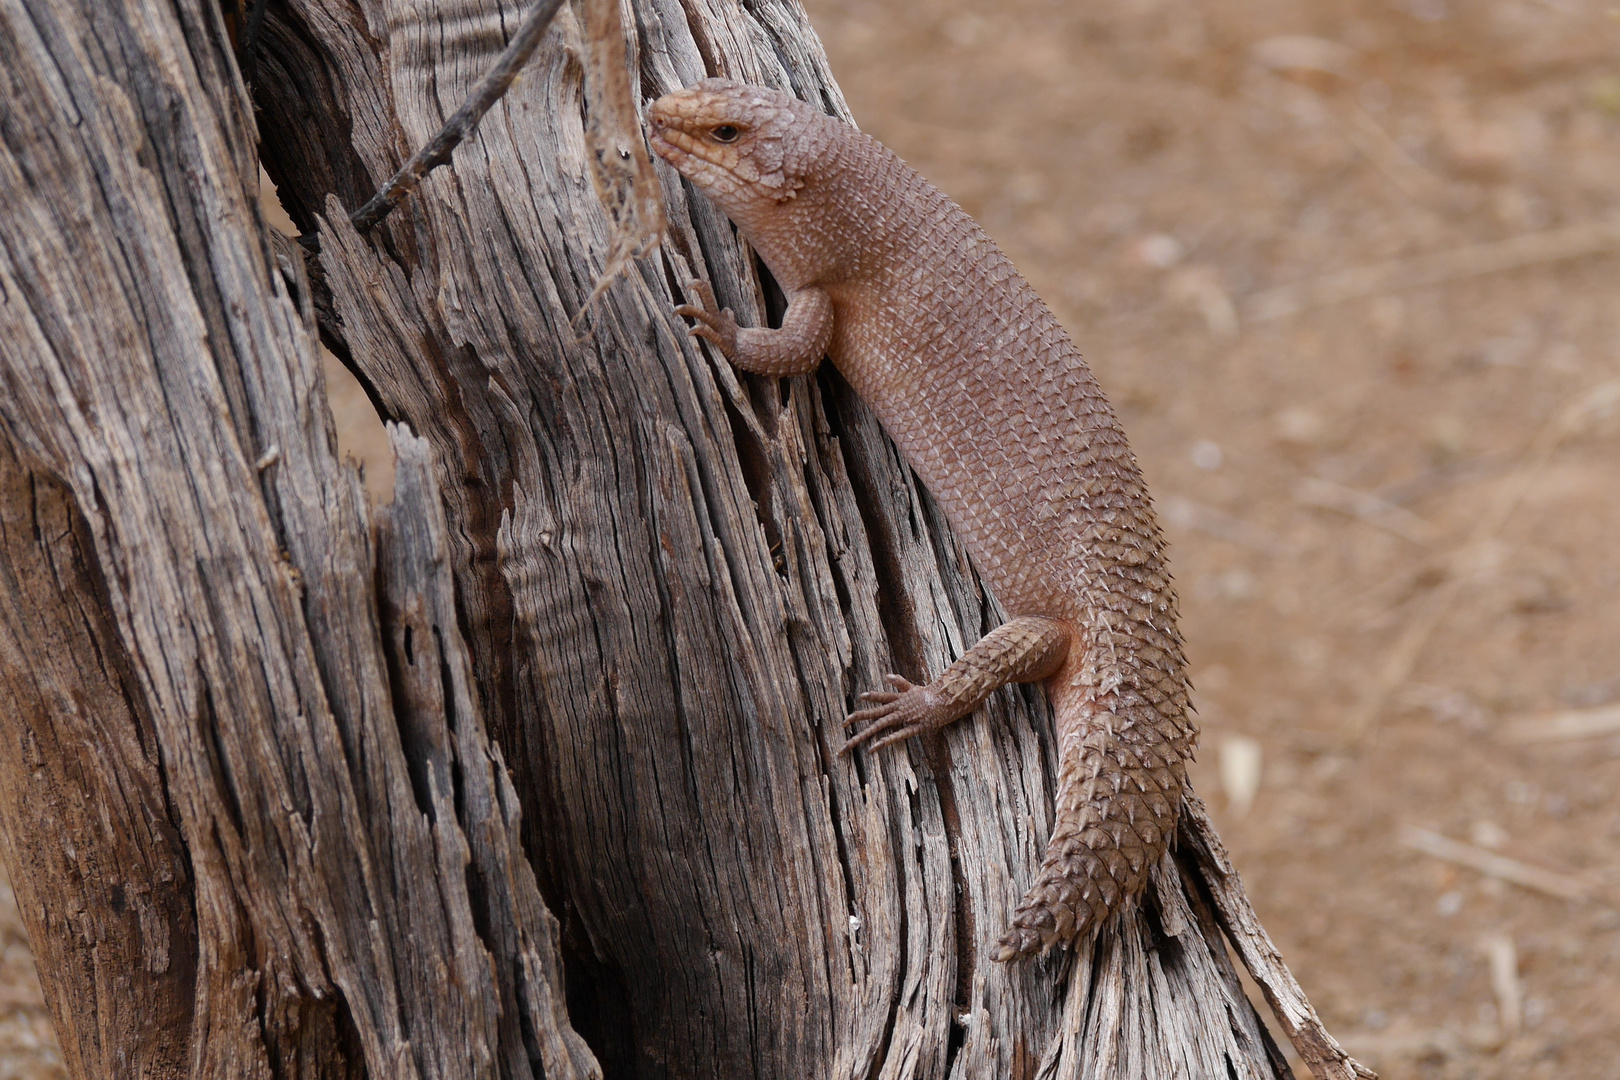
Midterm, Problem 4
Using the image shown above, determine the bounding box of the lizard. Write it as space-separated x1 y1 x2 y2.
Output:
647 78 1195 962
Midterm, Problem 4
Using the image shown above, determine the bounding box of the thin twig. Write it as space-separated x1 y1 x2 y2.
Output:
1335 102 1447 204
1159 494 1284 555
347 0 569 237
1244 220 1620 323
1497 703 1620 744
1373 453 1509 507
1398 826 1598 903
1294 477 1435 545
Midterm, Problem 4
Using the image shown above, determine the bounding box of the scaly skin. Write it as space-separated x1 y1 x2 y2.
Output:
648 79 1196 962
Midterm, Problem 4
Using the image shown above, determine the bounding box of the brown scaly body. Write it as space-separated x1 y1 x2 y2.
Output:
649 79 1196 961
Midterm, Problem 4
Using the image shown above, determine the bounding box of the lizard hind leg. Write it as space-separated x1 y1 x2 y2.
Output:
991 708 1189 962
840 616 1070 756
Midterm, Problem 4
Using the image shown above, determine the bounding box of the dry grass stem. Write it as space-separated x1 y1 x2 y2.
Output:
1295 477 1436 544
1497 704 1620 744
1399 826 1596 904
578 0 667 288
1160 494 1284 555
1244 221 1620 323
1335 103 1449 203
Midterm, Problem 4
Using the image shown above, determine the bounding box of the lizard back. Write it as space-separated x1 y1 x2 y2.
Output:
652 79 1197 959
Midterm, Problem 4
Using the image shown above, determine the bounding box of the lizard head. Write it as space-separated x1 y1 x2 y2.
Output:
647 79 814 219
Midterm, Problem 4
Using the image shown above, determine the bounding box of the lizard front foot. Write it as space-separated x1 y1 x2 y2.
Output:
839 675 956 755
673 280 740 358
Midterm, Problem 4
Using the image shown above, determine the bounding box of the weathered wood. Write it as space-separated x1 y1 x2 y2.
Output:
0 0 597 1076
376 428 602 1080
0 424 196 1080
255 1 1362 1078
0 0 1364 1074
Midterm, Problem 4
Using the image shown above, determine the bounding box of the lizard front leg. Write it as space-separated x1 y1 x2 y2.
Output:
841 616 1071 754
675 279 833 377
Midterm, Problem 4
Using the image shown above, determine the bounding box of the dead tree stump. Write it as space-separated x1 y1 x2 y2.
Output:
0 0 1369 1076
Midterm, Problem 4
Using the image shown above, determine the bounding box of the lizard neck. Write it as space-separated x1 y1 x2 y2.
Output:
736 125 908 291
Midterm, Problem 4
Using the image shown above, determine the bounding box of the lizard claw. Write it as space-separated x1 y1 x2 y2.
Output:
841 674 914 725
674 280 739 358
839 675 949 756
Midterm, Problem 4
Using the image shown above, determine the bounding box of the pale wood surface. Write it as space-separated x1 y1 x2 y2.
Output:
0 1 596 1074
0 0 1361 1075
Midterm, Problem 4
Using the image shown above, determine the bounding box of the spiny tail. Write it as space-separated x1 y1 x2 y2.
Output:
991 698 1194 962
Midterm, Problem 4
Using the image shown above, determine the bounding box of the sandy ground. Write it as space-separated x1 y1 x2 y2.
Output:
797 1 1620 1076
4 1 1618 1077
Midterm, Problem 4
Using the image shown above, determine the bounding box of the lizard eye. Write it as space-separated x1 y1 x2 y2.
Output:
709 124 741 143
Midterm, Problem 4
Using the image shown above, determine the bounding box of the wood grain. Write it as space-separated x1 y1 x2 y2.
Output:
0 0 596 1074
259 1 1358 1077
0 0 1363 1075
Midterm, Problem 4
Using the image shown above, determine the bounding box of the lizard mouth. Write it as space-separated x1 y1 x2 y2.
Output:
645 107 731 180
645 110 746 196
645 117 697 169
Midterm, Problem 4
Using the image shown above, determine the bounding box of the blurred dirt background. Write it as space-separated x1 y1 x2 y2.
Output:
790 1 1620 1077
3 1 1618 1077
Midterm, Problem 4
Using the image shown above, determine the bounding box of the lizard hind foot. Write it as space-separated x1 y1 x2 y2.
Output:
839 674 953 756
